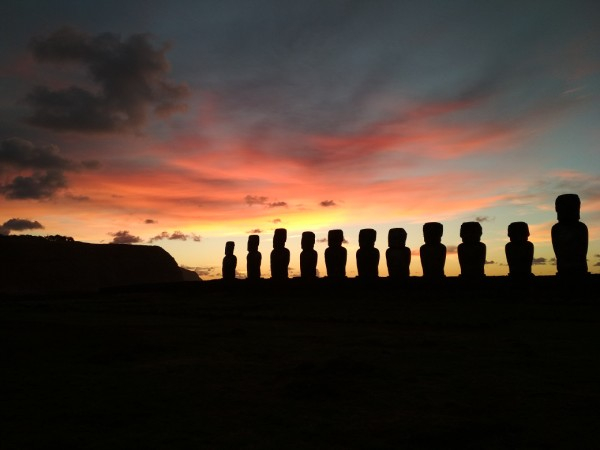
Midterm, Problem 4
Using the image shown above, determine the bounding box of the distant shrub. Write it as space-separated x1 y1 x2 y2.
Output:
45 235 75 242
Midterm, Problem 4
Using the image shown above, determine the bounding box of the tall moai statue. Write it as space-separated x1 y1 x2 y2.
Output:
551 194 588 276
270 228 290 280
505 222 533 278
300 231 318 279
222 241 237 280
386 228 411 278
325 229 347 279
458 222 486 278
420 222 446 278
356 228 380 279
247 234 262 280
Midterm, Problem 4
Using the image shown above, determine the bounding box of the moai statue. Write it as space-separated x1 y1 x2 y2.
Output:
222 241 237 280
356 228 380 279
505 222 534 277
325 229 347 279
420 222 446 278
386 228 411 278
551 194 588 276
270 228 290 280
247 234 261 280
300 231 318 279
458 222 486 278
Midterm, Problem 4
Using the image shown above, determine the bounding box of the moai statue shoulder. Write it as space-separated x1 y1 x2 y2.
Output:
505 222 534 277
458 221 486 278
222 241 237 280
357 228 380 279
325 229 347 279
247 234 262 280
551 194 589 276
270 228 290 280
300 231 318 279
386 228 411 278
420 222 446 278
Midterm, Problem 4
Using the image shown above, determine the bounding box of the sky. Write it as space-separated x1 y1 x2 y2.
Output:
1 0 599 279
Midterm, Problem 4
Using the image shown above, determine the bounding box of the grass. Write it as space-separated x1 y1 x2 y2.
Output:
2 279 599 449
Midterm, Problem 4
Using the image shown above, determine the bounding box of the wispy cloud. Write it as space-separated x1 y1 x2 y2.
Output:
245 195 268 206
268 201 287 208
148 231 201 243
109 230 141 244
320 200 337 207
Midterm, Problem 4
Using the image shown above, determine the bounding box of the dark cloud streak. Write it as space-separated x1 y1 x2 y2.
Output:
0 138 98 200
148 231 202 243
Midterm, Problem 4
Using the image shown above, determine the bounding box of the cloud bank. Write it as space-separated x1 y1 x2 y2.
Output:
0 218 44 235
26 26 189 133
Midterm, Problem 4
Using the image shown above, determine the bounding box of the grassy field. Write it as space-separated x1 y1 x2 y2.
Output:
2 278 599 449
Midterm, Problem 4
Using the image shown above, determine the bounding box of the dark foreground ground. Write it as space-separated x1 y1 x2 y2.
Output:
2 277 600 449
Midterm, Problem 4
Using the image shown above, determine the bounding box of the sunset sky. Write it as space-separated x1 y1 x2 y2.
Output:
1 0 599 278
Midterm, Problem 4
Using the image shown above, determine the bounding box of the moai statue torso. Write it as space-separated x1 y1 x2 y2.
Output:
270 228 290 280
222 241 237 280
458 222 486 278
386 228 411 278
246 234 262 280
505 222 533 277
551 194 588 276
325 229 347 278
300 231 318 279
356 228 379 278
420 222 446 278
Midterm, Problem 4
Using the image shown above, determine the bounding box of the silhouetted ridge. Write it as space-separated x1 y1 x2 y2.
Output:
0 235 183 293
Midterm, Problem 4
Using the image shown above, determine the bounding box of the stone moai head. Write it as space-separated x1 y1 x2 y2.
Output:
388 228 407 248
273 228 287 248
225 241 235 255
555 194 581 223
423 222 443 244
359 229 377 249
507 222 529 243
328 229 344 247
301 231 315 250
460 222 483 244
247 234 260 252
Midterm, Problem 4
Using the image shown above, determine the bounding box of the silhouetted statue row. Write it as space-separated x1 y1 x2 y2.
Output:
222 194 589 281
